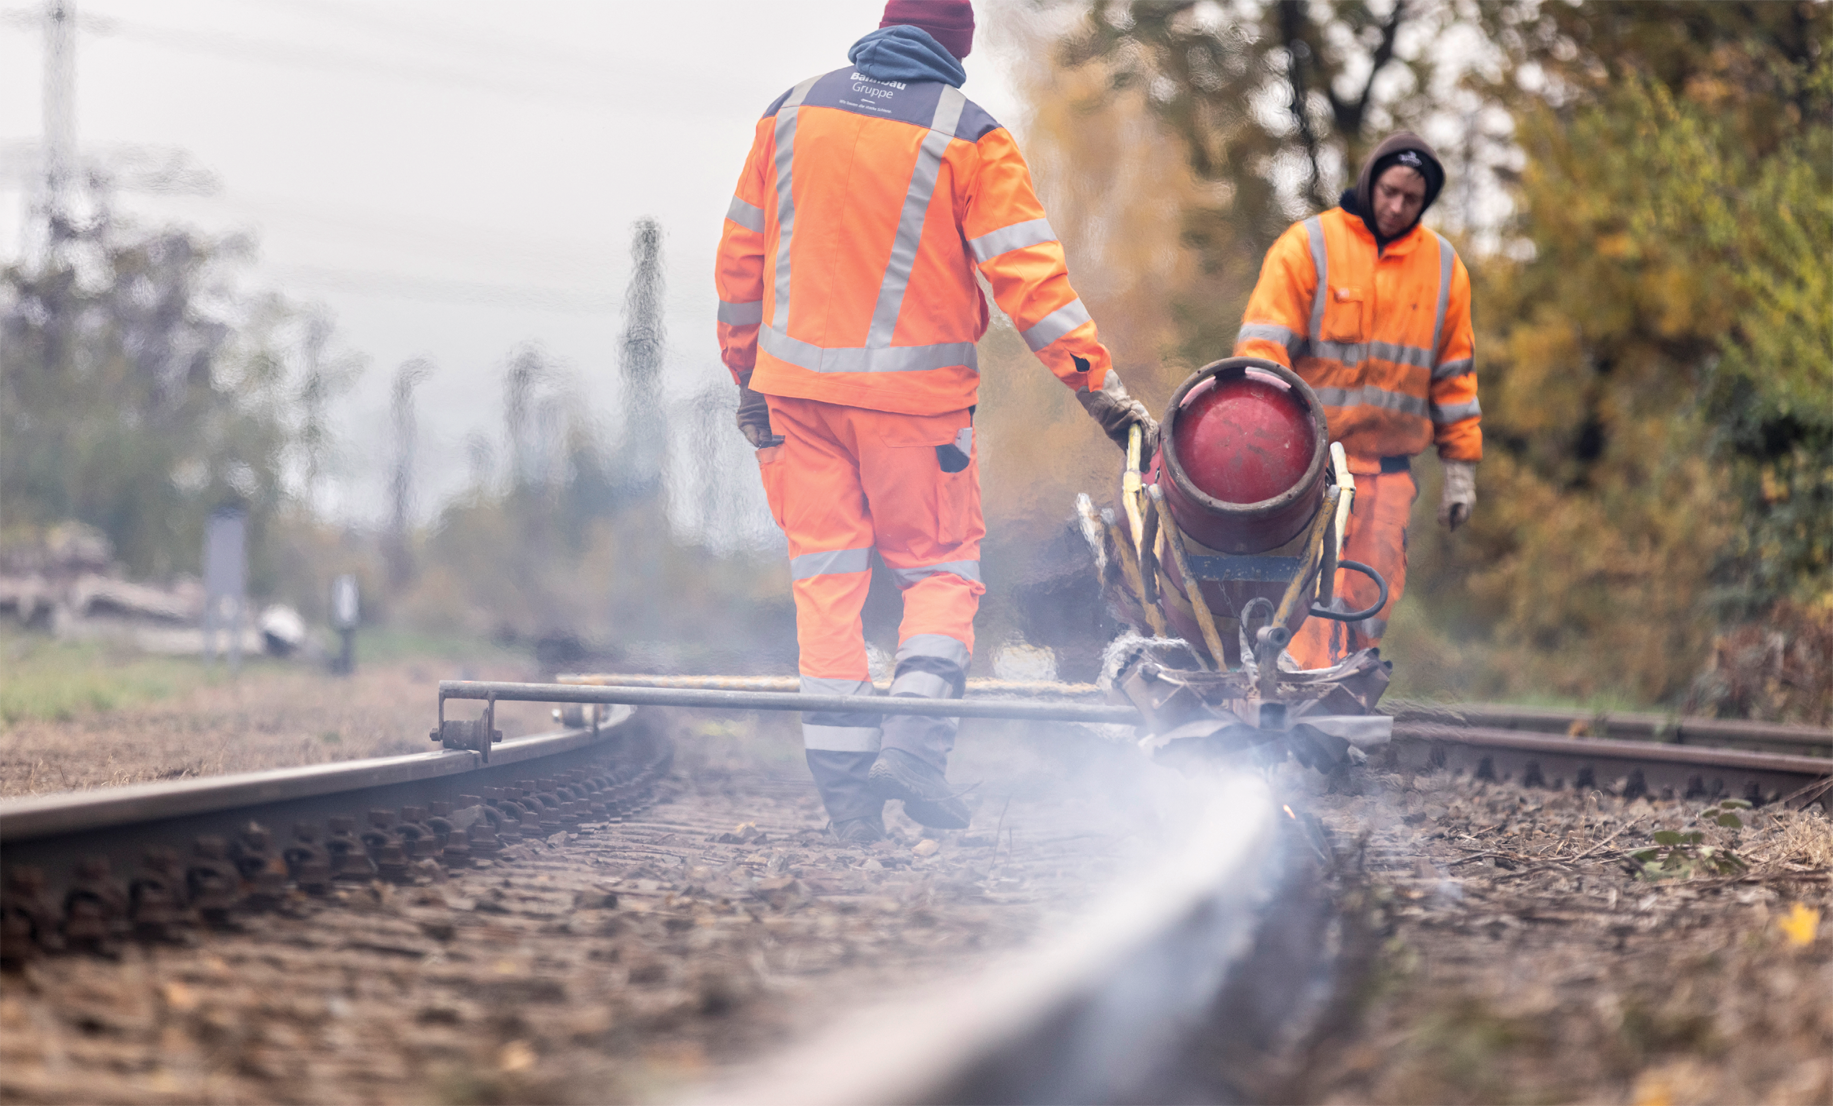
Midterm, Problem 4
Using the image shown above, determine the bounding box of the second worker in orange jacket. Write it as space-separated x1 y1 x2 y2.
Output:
715 1 1154 843
1233 132 1482 670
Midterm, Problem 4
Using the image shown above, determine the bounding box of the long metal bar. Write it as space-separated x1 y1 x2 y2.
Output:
548 682 1830 751
441 680 1140 725
556 673 1107 698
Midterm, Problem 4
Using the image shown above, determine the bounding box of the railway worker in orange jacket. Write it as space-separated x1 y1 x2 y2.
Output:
715 1 1155 843
1233 132 1480 670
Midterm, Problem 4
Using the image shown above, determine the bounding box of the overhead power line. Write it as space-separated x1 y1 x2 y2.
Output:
252 0 612 83
87 15 622 107
271 263 623 314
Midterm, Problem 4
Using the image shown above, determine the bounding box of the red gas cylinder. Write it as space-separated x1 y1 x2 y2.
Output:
1155 358 1328 554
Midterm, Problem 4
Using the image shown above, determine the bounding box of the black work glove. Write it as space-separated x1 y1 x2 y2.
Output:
736 380 784 449
1075 359 1159 460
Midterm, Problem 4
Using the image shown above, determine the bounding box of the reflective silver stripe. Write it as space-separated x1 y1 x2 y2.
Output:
887 560 982 588
717 299 763 326
889 670 953 699
1360 617 1389 641
867 86 967 348
1305 338 1434 370
1020 297 1092 353
790 546 873 580
1432 357 1474 381
1430 398 1482 424
801 723 882 752
1314 385 1430 418
1237 322 1298 350
726 196 765 233
800 675 873 696
1431 233 1454 356
968 218 1056 264
761 326 978 374
1303 216 1327 341
898 633 970 668
769 76 819 332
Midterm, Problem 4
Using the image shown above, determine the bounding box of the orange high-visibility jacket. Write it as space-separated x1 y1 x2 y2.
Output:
716 68 1111 415
1234 207 1481 464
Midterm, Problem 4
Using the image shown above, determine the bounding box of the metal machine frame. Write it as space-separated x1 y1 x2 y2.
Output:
1078 358 1394 769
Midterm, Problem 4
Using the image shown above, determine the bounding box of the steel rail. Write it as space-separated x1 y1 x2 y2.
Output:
0 709 664 959
1388 723 1831 805
695 773 1329 1105
0 713 632 844
1386 700 1832 754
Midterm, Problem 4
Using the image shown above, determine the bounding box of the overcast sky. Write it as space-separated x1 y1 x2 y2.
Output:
0 0 1032 522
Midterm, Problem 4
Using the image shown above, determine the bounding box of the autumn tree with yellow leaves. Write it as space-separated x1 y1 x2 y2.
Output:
1005 0 1830 718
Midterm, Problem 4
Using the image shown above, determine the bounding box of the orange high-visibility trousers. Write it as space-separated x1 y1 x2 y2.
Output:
758 395 985 822
1289 467 1416 669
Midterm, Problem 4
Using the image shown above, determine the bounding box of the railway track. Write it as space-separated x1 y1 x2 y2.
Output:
2 683 1826 1103
449 679 1826 1102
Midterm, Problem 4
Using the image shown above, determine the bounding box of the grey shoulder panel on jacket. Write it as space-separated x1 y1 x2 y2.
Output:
761 72 1002 141
956 98 1002 141
763 86 795 118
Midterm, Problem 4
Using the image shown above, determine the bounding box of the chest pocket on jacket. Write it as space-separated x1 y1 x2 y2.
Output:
1321 285 1366 344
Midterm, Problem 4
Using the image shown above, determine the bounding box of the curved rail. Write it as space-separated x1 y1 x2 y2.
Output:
696 773 1329 1105
0 718 630 843
0 709 666 963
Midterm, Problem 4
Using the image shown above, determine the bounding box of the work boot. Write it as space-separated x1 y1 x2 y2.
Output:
868 749 970 830
827 813 886 845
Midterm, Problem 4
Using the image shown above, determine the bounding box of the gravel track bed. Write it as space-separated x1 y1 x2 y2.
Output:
0 660 557 800
1282 766 1833 1105
1 714 1191 1104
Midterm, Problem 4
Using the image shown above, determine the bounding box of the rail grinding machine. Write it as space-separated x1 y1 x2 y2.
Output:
1078 355 1395 770
433 356 1395 777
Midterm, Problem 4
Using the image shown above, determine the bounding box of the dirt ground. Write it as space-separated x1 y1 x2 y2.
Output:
0 710 1198 1104
1289 768 1833 1106
0 655 559 800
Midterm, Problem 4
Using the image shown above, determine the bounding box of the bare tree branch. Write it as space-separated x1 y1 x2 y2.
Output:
1278 0 1328 209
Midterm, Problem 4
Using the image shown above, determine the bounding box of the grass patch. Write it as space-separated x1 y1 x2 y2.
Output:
0 631 216 726
349 628 526 667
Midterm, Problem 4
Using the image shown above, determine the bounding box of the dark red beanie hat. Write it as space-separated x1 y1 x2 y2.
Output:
880 0 975 60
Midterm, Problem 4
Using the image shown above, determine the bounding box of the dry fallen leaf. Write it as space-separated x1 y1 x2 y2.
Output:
161 981 198 1012
1631 1076 1672 1106
1778 902 1820 947
498 1039 536 1073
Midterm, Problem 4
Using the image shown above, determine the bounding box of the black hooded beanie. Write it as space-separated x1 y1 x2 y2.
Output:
1339 131 1445 252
